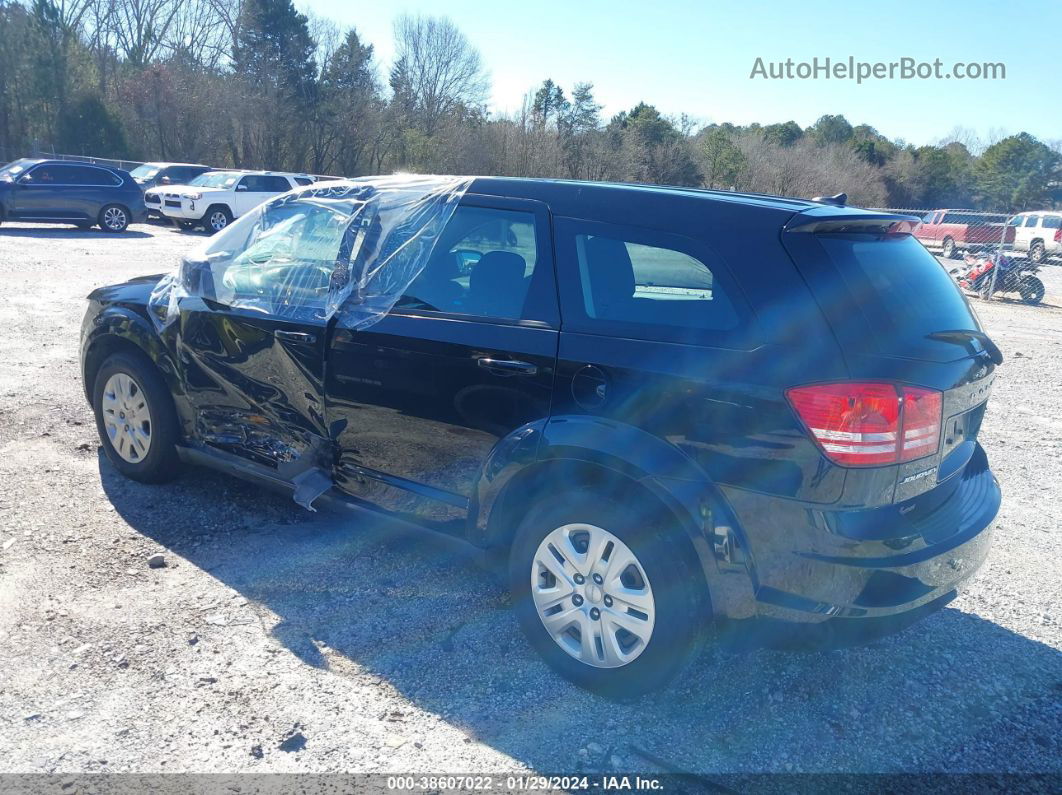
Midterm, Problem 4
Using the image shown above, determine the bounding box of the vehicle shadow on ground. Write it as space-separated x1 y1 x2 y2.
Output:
0 226 153 239
100 458 1062 775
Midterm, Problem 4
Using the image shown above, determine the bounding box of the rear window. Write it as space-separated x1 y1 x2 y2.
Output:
811 232 980 359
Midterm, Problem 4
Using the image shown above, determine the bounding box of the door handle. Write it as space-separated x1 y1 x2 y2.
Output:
274 330 317 344
477 357 538 376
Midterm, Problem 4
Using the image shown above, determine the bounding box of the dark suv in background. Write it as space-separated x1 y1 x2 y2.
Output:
0 158 146 232
80 177 1001 696
129 162 212 191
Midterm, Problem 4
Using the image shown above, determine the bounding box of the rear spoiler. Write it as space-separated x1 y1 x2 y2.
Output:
785 207 921 234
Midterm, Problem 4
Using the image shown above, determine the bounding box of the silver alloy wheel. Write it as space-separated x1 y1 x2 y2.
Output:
101 372 152 463
103 206 127 230
531 523 655 668
209 210 228 231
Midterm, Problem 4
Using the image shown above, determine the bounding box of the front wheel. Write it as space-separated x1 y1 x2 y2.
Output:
98 204 130 233
1029 241 1046 264
203 205 232 234
509 488 707 698
1018 276 1045 305
92 351 181 483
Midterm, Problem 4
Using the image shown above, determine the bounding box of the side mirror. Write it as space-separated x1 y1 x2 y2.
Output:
160 175 172 185
16 174 32 184
236 184 248 192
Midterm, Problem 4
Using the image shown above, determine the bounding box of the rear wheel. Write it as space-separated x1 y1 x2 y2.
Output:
92 351 180 483
204 205 232 234
1029 241 1046 264
98 204 130 233
508 487 707 698
942 237 957 259
1018 276 1045 305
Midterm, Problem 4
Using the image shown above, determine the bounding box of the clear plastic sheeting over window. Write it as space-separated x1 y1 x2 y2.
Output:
148 175 473 328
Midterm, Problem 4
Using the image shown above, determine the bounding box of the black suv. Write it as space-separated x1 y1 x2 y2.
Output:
0 158 147 232
80 178 1001 696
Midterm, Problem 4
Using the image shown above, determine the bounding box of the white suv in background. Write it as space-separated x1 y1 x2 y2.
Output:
158 170 314 233
1009 211 1062 262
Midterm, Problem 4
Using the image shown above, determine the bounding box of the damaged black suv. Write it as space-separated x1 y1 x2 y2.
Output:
81 176 1002 696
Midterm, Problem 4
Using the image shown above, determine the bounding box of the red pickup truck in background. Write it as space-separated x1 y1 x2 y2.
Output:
915 209 1015 258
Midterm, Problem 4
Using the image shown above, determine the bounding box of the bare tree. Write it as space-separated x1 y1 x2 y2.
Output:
391 14 488 136
164 0 229 69
110 0 179 67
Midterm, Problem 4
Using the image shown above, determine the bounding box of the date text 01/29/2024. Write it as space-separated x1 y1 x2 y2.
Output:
385 775 664 791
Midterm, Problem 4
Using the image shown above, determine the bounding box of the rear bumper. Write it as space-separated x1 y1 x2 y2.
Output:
720 443 999 629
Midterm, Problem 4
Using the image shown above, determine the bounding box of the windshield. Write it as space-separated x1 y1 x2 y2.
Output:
130 164 161 180
189 171 242 189
0 159 34 181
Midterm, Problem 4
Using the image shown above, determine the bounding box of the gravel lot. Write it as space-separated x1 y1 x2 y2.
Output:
0 221 1059 778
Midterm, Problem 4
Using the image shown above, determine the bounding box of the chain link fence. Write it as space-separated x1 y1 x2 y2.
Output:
1 144 1056 306
873 205 1058 306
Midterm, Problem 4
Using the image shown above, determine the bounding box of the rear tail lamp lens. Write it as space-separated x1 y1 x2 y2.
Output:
786 382 942 467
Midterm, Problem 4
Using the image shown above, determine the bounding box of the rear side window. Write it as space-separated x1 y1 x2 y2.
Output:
556 218 744 344
264 176 293 192
1044 216 1061 229
1024 216 1039 227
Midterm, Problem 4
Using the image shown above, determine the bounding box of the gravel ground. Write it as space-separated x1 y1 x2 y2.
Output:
0 221 1059 777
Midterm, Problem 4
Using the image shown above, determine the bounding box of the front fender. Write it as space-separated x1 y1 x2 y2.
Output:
81 306 187 425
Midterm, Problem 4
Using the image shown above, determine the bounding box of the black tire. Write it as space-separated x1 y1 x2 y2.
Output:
942 237 957 259
203 205 232 234
92 350 181 483
978 276 995 300
508 487 708 698
1018 276 1045 305
1029 241 1046 264
98 204 130 233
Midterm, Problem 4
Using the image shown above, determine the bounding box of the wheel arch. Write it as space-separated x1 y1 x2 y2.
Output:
82 309 182 407
470 415 759 622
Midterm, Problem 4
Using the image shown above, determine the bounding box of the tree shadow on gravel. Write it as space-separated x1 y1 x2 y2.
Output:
100 457 1062 776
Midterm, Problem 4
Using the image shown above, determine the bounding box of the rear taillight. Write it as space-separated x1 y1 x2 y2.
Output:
786 382 942 467
1054 228 1061 243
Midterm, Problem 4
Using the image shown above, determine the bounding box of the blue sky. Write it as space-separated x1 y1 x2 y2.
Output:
305 0 1061 148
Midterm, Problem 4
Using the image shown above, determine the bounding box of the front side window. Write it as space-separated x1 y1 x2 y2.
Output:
397 206 539 321
25 165 74 183
557 219 741 341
